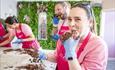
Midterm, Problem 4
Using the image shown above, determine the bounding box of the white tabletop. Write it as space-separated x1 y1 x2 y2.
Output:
0 47 57 70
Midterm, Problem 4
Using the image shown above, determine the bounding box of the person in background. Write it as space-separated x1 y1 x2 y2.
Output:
51 2 71 41
0 19 11 47
0 16 40 49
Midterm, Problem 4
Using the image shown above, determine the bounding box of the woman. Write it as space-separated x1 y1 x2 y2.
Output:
0 16 40 49
0 19 11 47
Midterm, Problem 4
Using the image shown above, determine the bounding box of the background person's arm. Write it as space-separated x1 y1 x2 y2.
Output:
2 32 10 39
21 34 35 42
0 32 14 47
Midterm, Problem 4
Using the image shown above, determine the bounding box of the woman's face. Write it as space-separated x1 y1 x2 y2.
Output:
6 23 17 29
67 7 91 38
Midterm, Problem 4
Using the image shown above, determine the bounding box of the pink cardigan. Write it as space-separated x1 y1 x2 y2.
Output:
55 32 108 70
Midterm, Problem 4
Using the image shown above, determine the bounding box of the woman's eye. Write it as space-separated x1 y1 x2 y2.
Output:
74 18 81 22
68 18 72 22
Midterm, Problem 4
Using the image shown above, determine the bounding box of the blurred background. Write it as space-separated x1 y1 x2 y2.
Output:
0 0 115 70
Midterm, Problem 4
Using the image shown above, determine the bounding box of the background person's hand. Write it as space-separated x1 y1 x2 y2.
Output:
13 39 23 44
63 37 79 60
53 16 59 25
51 33 60 41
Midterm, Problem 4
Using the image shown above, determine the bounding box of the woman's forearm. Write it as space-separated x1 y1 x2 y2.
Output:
0 35 13 47
3 33 10 38
0 40 10 46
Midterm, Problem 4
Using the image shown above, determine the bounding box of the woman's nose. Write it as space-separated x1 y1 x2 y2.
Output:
69 20 75 27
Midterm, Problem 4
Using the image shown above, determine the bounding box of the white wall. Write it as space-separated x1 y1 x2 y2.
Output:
0 0 17 19
100 0 115 58
102 0 115 11
101 10 115 58
0 0 1 17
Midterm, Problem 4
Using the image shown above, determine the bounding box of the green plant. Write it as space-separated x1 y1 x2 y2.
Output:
17 1 101 49
93 6 102 35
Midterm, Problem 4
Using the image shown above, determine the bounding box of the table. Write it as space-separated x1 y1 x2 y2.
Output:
0 47 57 70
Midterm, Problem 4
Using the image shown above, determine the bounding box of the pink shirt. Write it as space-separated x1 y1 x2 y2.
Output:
9 24 40 49
55 32 108 70
15 24 40 49
15 24 33 36
10 24 33 36
21 24 33 36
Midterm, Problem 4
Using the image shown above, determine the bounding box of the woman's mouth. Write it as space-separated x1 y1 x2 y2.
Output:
71 30 80 40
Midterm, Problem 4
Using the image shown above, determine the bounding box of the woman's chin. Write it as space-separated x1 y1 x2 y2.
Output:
72 31 80 40
72 34 80 40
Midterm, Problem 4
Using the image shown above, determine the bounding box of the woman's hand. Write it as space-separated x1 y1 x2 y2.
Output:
63 37 79 60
